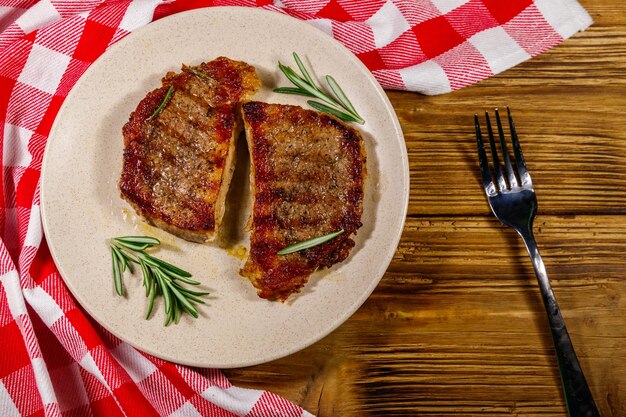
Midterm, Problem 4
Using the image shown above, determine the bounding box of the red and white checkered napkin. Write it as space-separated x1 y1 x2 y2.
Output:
0 0 591 416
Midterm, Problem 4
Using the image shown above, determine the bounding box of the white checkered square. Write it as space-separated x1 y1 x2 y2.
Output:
534 0 593 38
398 60 451 95
22 205 42 248
365 0 411 48
202 386 263 416
1 270 26 319
0 380 20 417
170 402 202 417
118 0 162 32
16 0 61 34
31 357 57 406
430 0 469 14
111 343 157 383
23 286 63 326
3 123 32 168
17 44 70 94
306 18 333 36
469 26 531 74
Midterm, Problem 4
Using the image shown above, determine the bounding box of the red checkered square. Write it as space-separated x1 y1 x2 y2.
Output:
1 364 43 416
446 0 499 39
0 320 30 378
56 58 91 97
112 382 159 416
28 239 58 285
89 395 124 416
356 49 386 71
504 5 563 55
317 0 353 21
72 20 116 62
481 0 533 24
413 15 464 58
15 166 38 208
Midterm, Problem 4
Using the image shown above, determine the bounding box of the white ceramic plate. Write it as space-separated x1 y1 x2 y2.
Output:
41 7 409 368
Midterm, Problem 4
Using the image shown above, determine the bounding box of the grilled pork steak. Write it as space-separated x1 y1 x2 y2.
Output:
241 102 366 300
119 57 260 242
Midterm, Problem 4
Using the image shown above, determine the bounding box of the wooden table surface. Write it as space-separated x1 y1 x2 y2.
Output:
226 1 626 415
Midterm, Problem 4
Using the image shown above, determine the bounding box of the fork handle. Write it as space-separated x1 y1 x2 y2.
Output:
519 231 601 417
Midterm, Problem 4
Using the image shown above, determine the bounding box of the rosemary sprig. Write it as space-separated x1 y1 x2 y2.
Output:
277 230 345 255
109 236 209 326
147 85 174 121
274 52 364 124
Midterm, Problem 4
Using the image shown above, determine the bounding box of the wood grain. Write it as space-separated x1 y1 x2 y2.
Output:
226 1 626 416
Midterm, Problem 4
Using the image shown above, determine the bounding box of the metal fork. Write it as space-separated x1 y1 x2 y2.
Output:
475 108 600 417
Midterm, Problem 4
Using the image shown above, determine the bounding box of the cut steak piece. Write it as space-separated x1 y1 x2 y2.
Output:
241 102 366 301
120 57 260 242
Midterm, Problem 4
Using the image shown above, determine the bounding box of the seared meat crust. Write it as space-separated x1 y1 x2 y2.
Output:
241 102 366 300
120 57 260 242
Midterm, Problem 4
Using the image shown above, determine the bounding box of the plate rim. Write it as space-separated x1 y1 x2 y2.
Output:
40 6 410 368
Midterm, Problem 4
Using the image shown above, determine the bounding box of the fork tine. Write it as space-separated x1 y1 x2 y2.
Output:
485 112 507 192
507 107 532 187
475 115 495 195
495 108 518 188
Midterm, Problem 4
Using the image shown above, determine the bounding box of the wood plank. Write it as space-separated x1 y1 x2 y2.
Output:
225 215 626 416
389 0 626 216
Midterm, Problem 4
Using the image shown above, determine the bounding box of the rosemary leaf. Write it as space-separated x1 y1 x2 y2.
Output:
272 87 314 97
293 52 317 88
325 75 363 123
114 236 160 246
111 245 127 273
147 85 174 121
140 253 192 278
146 279 156 319
113 239 151 252
278 229 345 255
112 251 123 296
160 267 200 285
139 259 151 297
169 284 199 318
307 101 361 123
155 270 172 315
